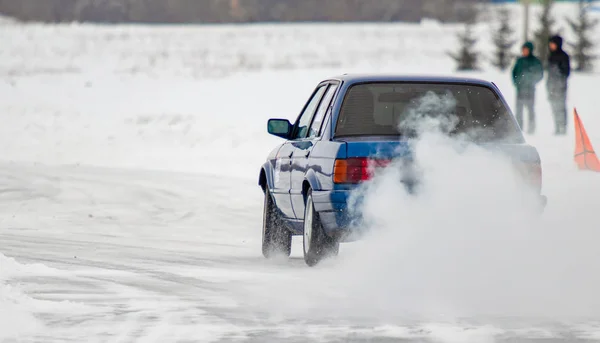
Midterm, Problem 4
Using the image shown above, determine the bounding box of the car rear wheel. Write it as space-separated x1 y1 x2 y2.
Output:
262 188 292 259
303 190 339 267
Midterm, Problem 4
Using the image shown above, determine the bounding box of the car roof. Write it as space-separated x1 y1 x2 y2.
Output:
326 73 496 87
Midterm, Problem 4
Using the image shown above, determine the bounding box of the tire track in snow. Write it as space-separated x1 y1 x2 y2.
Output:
1 162 600 342
0 162 264 342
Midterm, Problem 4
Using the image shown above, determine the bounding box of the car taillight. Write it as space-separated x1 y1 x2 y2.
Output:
333 158 391 184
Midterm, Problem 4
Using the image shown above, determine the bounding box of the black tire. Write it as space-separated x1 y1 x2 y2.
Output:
262 188 292 259
303 190 340 267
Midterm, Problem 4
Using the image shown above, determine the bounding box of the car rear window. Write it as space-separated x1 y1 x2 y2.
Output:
334 82 523 143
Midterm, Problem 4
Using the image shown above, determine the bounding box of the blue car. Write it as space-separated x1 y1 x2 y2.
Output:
258 74 547 266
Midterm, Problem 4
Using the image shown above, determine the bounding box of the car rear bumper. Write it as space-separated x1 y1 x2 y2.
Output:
313 189 378 242
312 190 359 241
313 190 548 242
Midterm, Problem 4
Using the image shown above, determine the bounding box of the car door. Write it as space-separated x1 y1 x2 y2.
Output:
271 142 296 219
291 82 339 219
273 84 328 219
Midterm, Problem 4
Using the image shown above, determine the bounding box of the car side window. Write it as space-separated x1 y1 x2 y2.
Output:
308 84 338 138
293 85 328 140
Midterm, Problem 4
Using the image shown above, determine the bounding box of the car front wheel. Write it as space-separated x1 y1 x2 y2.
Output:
303 190 339 267
262 188 292 259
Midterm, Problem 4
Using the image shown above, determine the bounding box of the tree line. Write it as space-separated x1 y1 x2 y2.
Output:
0 0 485 24
450 0 598 72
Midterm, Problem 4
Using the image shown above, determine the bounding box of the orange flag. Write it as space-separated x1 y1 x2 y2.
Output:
574 108 600 172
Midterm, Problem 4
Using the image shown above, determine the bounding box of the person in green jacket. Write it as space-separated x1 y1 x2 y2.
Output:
512 41 544 134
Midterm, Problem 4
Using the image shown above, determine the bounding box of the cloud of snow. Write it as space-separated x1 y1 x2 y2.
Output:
328 92 600 322
237 90 600 343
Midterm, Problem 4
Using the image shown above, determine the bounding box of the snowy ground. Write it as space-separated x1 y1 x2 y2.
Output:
3 3 600 342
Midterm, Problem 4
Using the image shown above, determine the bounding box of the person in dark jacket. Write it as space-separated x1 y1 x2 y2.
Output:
547 35 571 135
512 41 544 134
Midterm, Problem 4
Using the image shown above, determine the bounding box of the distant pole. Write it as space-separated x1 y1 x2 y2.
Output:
523 0 531 42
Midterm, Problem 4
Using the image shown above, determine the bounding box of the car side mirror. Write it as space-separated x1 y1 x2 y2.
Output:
267 119 292 139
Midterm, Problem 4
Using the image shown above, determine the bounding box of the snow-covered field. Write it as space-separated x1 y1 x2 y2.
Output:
2 3 600 342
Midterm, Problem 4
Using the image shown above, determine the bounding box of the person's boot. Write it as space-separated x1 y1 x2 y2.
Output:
528 119 535 135
554 119 562 135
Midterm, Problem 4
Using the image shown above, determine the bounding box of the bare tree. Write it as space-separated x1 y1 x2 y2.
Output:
566 0 599 72
448 8 481 70
533 0 557 66
491 6 517 71
0 0 498 24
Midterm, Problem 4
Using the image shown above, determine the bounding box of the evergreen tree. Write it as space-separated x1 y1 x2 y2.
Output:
533 0 557 66
491 6 517 71
566 0 599 72
449 10 480 71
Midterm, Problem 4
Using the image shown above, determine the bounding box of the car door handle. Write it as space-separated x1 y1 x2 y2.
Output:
303 150 311 158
